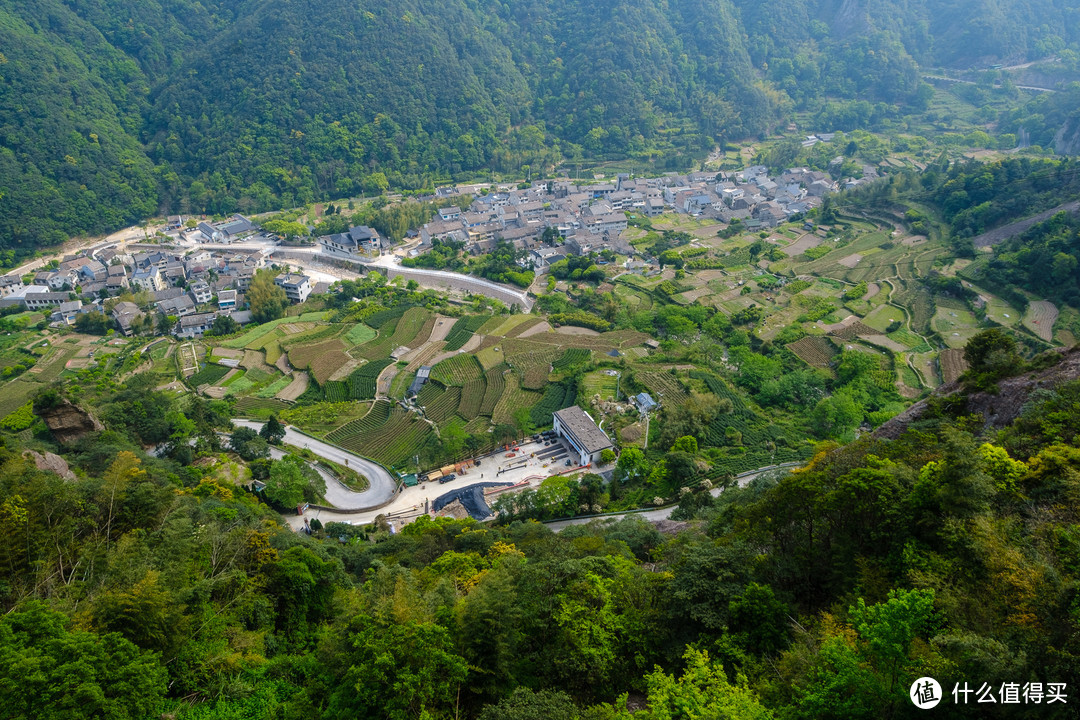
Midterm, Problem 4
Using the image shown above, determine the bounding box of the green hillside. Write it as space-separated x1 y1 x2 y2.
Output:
2 0 1080 255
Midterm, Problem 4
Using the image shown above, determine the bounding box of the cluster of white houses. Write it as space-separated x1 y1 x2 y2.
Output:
0 161 851 337
0 240 321 339
409 164 846 271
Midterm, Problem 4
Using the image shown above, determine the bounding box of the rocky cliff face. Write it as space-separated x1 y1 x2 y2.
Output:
875 346 1080 440
37 400 103 445
1053 116 1080 156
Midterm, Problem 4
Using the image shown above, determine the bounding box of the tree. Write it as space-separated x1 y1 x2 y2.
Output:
632 647 774 720
259 415 286 444
248 269 288 323
262 219 308 240
615 447 649 483
205 313 239 336
327 616 467 720
265 458 308 508
101 452 145 542
672 435 698 454
156 313 176 335
600 448 617 465
229 426 269 460
811 392 863 440
0 602 167 720
74 310 110 334
963 328 1021 379
477 688 579 720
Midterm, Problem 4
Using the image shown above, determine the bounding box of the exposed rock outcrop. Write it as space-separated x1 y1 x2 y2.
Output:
1053 115 1080 156
37 400 103 445
23 451 76 480
874 346 1080 440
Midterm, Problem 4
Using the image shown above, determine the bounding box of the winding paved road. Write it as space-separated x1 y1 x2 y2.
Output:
233 420 398 509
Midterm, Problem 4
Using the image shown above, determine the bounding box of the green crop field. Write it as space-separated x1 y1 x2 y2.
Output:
188 363 230 386
582 370 619 401
331 405 433 468
635 370 689 402
347 358 394 399
529 382 577 427
552 348 590 371
221 312 329 348
326 400 392 444
354 307 431 360
254 375 293 398
233 396 291 416
429 354 483 386
493 374 542 426
443 315 489 351
343 324 377 346
479 366 506 416
426 385 462 423
0 379 41 419
458 376 486 420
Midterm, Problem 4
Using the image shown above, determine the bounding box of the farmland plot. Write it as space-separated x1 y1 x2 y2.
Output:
326 400 392 444
493 374 542 426
479 366 507 416
931 307 980 349
430 354 483 386
336 407 433 467
347 358 394 399
425 385 462 423
786 336 838 368
635 370 689 402
939 348 968 384
1023 300 1058 342
458 377 486 420
443 315 489 351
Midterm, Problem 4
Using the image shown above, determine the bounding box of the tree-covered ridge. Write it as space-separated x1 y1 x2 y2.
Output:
0 0 160 249
4 0 1080 254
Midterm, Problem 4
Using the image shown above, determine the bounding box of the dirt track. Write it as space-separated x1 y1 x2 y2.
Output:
972 201 1080 248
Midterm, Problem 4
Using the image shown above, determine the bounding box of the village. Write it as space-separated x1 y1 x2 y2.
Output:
0 161 851 339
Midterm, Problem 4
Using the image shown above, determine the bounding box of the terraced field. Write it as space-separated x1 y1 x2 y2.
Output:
354 307 432 361
332 406 434 467
347 358 395 399
443 315 491 351
326 400 392 444
635 370 690 402
188 363 230 387
429 354 483 386
458 376 486 420
1023 300 1058 342
233 397 291 416
493 374 542 426
424 384 462 423
479 366 507 416
786 336 838 368
221 312 330 348
529 381 577 427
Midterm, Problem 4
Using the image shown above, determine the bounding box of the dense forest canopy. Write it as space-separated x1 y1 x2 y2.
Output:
4 0 1080 254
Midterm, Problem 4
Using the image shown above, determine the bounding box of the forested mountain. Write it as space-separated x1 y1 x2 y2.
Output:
3 0 1080 253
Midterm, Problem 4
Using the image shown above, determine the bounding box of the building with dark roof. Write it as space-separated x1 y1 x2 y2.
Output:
552 405 613 465
319 225 382 256
634 392 658 413
409 366 431 397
